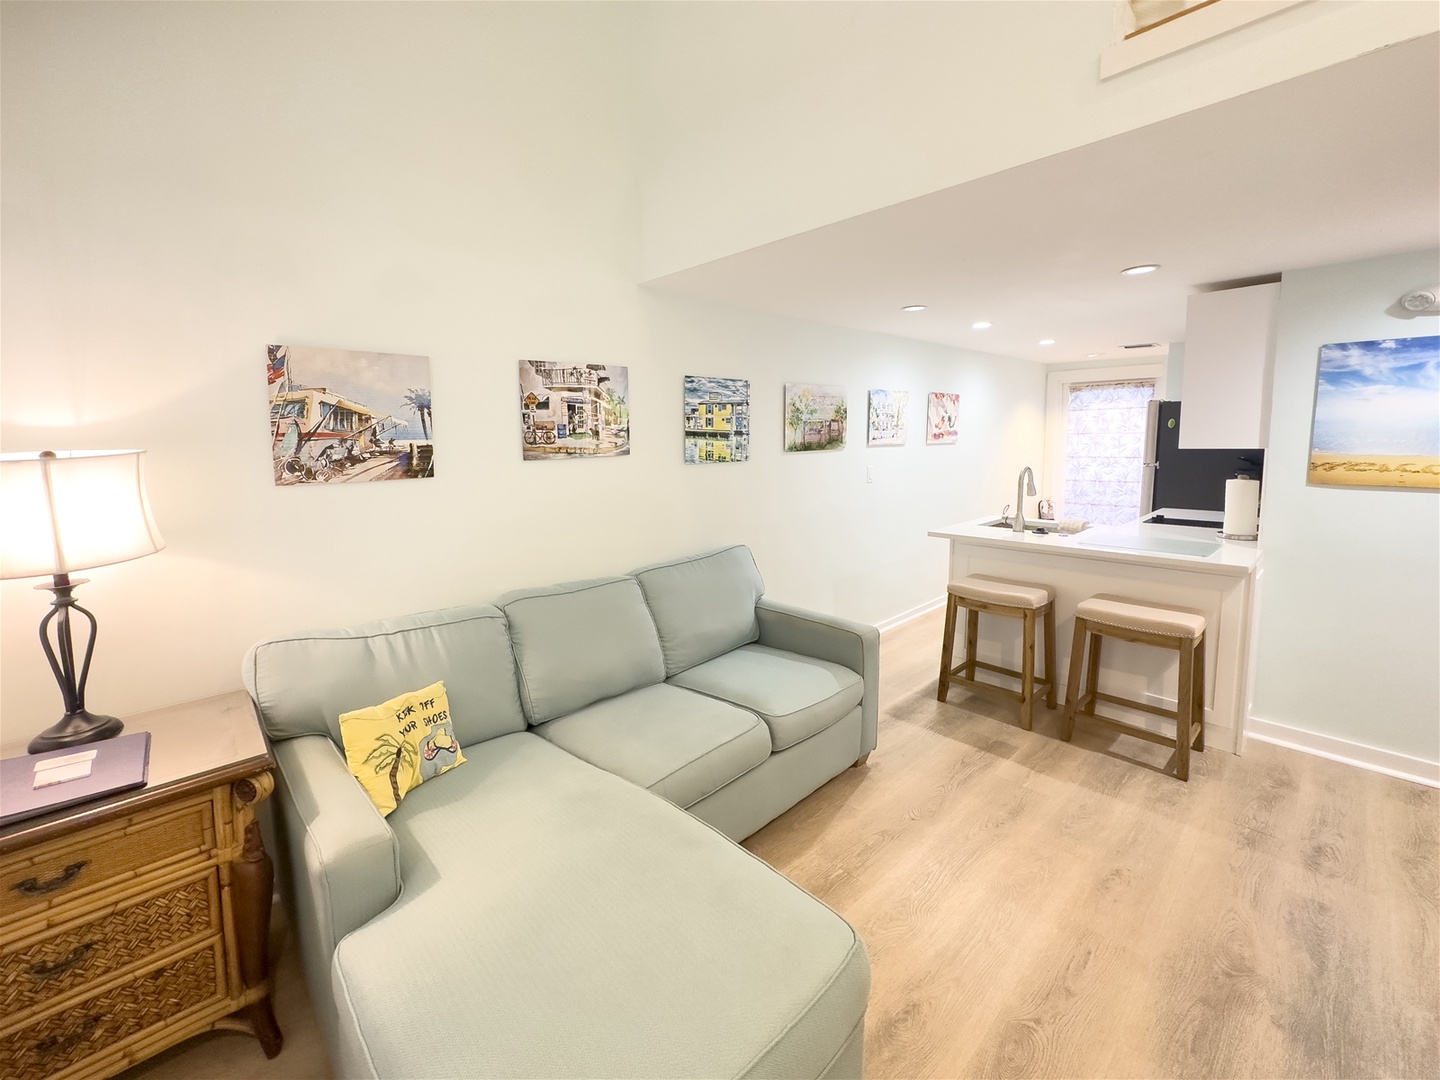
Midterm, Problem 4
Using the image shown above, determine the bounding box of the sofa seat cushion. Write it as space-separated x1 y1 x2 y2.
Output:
532 684 769 808
332 733 869 1080
669 644 864 752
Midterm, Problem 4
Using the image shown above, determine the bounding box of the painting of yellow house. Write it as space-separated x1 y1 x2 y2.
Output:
684 376 750 463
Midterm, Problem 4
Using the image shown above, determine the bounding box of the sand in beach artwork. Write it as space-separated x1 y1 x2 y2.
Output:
1307 335 1439 489
927 392 960 445
867 390 909 446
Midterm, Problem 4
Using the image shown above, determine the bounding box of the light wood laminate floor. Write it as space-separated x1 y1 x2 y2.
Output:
120 608 1438 1079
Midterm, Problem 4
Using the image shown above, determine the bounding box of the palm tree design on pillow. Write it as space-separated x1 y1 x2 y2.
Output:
364 733 418 808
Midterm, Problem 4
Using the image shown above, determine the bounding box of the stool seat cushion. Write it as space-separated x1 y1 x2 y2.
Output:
1076 596 1206 639
948 574 1055 611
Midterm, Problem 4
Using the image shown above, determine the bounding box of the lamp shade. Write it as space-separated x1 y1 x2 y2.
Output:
0 450 165 580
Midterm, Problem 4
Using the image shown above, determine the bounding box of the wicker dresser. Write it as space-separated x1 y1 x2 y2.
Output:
0 692 282 1080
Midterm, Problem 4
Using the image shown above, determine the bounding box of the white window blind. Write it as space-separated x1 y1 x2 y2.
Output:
1063 379 1156 525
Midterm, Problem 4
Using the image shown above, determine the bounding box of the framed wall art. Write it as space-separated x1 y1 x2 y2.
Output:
684 376 750 463
867 390 909 446
1307 335 1439 489
784 383 847 452
267 344 435 485
927 392 960 445
519 360 630 460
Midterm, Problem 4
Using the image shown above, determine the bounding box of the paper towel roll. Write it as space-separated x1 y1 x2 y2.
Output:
1222 477 1260 540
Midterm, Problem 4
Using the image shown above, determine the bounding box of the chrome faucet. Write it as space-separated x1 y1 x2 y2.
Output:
1014 466 1037 533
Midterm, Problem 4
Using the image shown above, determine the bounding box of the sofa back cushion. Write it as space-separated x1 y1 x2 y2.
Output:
244 605 526 746
631 546 764 677
498 577 665 724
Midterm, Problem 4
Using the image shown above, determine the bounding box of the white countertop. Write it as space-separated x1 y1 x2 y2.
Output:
929 510 1260 578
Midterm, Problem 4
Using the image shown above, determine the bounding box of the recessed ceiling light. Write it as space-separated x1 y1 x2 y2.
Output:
971 321 992 329
1121 264 1160 276
1087 353 1101 359
1039 339 1056 346
901 304 927 312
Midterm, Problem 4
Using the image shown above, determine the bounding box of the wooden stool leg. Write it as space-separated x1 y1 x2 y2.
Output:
1083 631 1102 717
938 594 959 703
1193 633 1206 752
963 608 980 681
1042 604 1057 709
1020 608 1036 731
1061 618 1088 740
1176 638 1195 781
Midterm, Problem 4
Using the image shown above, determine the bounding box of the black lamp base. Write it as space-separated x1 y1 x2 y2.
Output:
28 711 125 755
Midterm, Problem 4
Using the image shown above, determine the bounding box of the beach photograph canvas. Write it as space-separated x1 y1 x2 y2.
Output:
927 392 960 445
684 376 750 463
784 383 847 452
267 344 435 485
1307 335 1439 489
519 360 630 460
867 390 909 446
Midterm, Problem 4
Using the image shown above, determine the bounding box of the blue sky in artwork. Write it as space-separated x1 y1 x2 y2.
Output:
1312 335 1439 456
684 375 749 402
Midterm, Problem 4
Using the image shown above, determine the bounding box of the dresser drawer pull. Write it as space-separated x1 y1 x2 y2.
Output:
28 942 98 978
34 1013 103 1055
13 860 88 896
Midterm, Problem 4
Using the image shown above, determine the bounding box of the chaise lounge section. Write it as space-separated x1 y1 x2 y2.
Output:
243 545 878 1078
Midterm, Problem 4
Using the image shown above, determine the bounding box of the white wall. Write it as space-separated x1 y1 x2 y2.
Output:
0 3 1045 745
637 0 1438 278
1249 249 1440 769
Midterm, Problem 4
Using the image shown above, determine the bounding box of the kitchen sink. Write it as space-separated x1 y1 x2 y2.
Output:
983 519 1076 534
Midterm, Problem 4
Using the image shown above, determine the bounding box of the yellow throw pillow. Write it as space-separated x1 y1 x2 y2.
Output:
338 681 466 816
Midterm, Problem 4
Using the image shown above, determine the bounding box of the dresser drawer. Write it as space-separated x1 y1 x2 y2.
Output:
0 799 215 924
0 941 225 1080
0 871 221 1024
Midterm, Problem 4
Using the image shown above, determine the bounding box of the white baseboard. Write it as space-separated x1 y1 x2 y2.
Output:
877 596 946 635
1247 716 1440 789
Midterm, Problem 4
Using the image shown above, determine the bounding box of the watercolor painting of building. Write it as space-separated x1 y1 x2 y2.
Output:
867 389 909 446
684 376 750 463
1308 335 1439 488
784 383 847 452
519 360 630 460
267 344 435 485
927 392 960 445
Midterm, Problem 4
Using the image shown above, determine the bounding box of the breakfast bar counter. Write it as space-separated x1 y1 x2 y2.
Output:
929 514 1262 755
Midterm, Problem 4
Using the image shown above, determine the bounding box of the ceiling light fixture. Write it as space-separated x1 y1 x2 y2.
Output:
1121 264 1160 276
1039 339 1056 346
971 321 992 329
901 304 927 312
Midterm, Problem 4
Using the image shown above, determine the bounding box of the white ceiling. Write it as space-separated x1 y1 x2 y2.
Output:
645 34 1440 366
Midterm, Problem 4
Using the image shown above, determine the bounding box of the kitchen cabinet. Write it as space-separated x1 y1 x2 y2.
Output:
1179 281 1280 449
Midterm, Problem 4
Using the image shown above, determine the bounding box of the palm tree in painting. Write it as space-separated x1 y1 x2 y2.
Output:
403 388 433 440
363 734 417 808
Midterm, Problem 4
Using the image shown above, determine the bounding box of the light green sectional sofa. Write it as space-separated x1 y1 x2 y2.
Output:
243 546 879 1079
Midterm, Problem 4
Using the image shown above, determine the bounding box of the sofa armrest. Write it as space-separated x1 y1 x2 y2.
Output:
755 598 880 759
271 734 401 1049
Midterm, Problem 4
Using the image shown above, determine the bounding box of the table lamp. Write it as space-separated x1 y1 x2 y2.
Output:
1 450 165 754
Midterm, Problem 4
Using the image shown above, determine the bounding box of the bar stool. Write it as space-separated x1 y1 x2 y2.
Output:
938 575 1057 730
1061 595 1206 780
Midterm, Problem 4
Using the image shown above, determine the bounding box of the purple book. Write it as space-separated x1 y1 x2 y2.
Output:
0 732 151 827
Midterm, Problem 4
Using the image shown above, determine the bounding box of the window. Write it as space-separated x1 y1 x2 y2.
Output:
1043 364 1165 527
1063 380 1156 525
